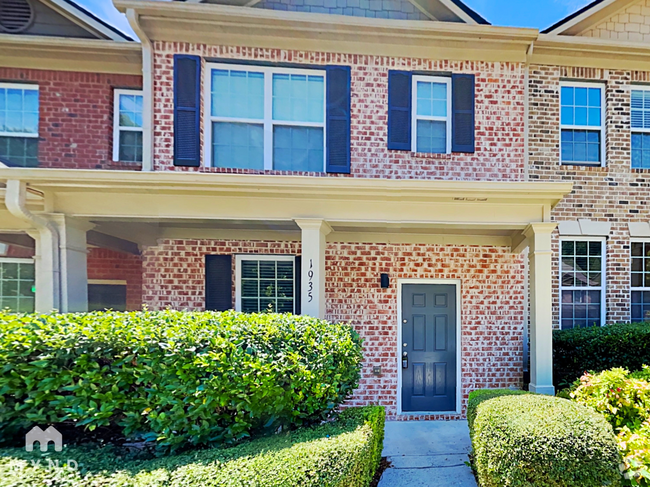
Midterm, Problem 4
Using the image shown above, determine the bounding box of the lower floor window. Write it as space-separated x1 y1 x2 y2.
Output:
0 136 38 167
236 256 295 313
560 239 604 329
631 241 650 322
0 259 35 313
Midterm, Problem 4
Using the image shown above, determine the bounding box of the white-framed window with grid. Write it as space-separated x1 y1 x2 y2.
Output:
560 81 606 166
235 255 295 313
559 237 606 329
631 240 650 322
0 257 35 313
204 63 326 172
631 87 650 169
412 75 451 154
0 83 39 167
113 89 144 163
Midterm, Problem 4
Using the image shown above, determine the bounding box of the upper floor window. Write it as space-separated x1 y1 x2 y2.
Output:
560 238 605 329
113 89 143 163
205 64 326 172
631 88 650 169
560 83 604 166
412 76 451 154
0 83 38 167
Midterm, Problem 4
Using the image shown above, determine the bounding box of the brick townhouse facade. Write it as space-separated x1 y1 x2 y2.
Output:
4 0 650 419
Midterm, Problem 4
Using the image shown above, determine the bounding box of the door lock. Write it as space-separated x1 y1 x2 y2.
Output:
402 351 408 369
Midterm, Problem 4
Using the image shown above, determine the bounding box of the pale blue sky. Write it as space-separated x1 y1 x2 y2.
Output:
77 0 595 40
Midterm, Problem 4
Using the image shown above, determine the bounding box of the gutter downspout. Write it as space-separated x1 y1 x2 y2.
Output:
127 8 154 172
5 180 60 312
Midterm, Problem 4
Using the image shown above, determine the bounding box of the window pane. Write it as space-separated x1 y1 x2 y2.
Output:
416 120 446 153
632 90 650 130
118 94 143 128
0 86 38 135
212 70 264 119
238 259 294 313
561 129 600 163
632 290 650 322
273 126 324 172
272 73 324 123
561 289 601 329
212 122 264 169
561 85 601 129
632 133 650 169
0 136 38 167
119 131 143 163
416 81 447 117
0 262 34 313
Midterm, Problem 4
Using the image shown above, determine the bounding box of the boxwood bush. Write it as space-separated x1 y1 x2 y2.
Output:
554 322 650 388
469 390 622 487
0 310 363 451
0 406 385 487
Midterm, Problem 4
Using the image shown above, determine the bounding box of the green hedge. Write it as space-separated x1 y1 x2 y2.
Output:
554 322 650 388
466 388 528 430
469 390 622 487
0 310 363 451
0 406 385 487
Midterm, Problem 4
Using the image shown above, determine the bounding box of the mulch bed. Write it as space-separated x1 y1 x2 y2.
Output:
370 457 392 487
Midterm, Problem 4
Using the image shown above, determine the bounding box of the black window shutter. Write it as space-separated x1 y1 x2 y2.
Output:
173 54 201 167
205 255 232 311
326 65 351 174
451 74 476 153
387 70 412 151
294 256 301 315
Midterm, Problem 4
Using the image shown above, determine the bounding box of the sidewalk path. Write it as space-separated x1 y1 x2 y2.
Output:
378 421 478 487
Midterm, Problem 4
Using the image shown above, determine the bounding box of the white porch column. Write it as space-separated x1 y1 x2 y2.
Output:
51 215 92 313
295 219 331 318
26 228 60 313
524 222 557 395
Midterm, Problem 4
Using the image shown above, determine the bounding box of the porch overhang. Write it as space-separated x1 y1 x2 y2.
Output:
0 169 572 250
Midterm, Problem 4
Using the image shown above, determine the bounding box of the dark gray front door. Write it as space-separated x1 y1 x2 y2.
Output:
401 283 457 412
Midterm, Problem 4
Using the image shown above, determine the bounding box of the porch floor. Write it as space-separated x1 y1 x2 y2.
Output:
378 421 477 487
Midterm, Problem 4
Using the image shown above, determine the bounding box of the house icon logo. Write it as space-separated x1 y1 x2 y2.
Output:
25 426 63 452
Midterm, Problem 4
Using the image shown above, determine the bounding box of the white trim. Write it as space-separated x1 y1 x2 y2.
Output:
411 75 452 155
558 236 607 329
559 81 606 167
234 254 296 313
0 257 34 264
203 63 327 171
112 88 144 162
0 83 39 138
88 279 127 286
396 278 462 416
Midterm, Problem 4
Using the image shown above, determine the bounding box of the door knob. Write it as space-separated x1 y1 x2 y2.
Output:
403 343 407 347
403 319 407 323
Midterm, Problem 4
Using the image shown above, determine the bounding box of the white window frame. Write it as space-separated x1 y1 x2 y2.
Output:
112 88 144 162
630 86 650 169
559 81 606 167
0 257 36 313
0 82 39 139
411 75 452 155
559 236 606 329
235 254 296 313
630 239 650 321
204 63 327 171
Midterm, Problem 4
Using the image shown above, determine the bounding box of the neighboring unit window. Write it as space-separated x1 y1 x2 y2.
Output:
88 283 127 312
560 83 604 165
0 259 35 313
412 76 451 154
236 255 295 313
560 240 605 329
113 89 143 163
631 88 650 169
0 83 38 167
631 242 650 321
207 65 325 172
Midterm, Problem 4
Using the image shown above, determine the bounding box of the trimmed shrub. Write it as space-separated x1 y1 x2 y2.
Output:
0 310 363 451
0 406 385 487
470 391 622 487
466 388 528 430
554 322 650 388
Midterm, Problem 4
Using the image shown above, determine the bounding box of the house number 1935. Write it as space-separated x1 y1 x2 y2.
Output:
307 259 314 303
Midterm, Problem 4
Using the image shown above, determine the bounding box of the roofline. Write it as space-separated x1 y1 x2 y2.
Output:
447 0 489 25
542 0 604 34
47 0 135 41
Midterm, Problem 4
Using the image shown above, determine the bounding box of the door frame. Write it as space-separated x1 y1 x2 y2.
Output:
397 278 462 415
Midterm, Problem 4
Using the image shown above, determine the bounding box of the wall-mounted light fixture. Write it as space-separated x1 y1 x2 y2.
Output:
380 273 389 289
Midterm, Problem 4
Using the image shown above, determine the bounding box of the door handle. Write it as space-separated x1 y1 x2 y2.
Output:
402 351 408 369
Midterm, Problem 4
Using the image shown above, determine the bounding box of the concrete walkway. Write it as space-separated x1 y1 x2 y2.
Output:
378 421 478 487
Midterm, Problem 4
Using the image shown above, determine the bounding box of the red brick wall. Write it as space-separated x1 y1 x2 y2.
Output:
141 239 525 419
87 248 143 311
0 68 142 169
528 65 650 326
152 43 525 181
